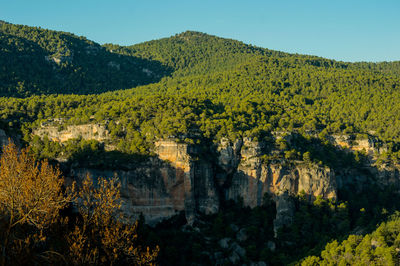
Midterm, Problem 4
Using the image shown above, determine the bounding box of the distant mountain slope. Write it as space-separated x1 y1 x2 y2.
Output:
106 30 400 78
1 21 400 98
104 31 354 77
104 31 281 76
0 21 169 97
352 61 400 77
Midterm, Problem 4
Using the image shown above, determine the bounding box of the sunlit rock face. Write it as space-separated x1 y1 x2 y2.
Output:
33 123 109 143
217 138 337 232
70 140 219 225
30 124 400 229
329 134 388 162
153 140 219 223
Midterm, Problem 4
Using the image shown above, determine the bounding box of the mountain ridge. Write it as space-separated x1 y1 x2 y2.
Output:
0 20 170 97
1 21 400 97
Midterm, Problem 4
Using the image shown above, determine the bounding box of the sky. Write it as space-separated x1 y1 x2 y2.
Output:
1 0 399 62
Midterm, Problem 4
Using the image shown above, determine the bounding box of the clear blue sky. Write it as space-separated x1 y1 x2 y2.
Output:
1 0 399 62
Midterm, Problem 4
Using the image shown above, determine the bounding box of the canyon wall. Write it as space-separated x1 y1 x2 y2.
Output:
70 140 219 225
31 125 400 230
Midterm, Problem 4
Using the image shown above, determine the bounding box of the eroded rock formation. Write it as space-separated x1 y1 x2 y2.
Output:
33 123 109 142
65 137 338 230
31 125 400 231
70 140 219 225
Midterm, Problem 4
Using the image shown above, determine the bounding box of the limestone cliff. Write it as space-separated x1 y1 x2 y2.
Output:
70 140 218 225
216 138 337 231
65 137 338 231
221 138 336 204
33 123 109 143
31 125 400 231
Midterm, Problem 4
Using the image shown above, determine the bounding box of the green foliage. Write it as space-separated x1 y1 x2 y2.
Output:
0 21 169 97
104 31 288 78
302 213 400 265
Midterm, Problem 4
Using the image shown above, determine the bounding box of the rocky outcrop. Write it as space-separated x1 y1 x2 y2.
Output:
218 138 337 231
227 162 337 232
224 139 335 203
30 124 400 231
0 129 9 147
70 140 219 225
33 123 109 143
273 192 295 236
45 51 73 65
72 161 185 225
153 140 219 223
69 138 337 231
330 134 386 157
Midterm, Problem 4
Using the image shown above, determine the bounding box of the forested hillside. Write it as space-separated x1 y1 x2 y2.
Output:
2 40 400 164
0 20 169 97
0 22 399 175
353 61 400 77
103 31 288 76
301 212 400 265
2 20 399 98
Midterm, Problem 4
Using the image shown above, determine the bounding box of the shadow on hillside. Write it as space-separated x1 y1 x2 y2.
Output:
0 33 173 97
64 147 153 171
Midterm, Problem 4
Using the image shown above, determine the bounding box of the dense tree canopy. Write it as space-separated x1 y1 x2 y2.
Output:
302 212 400 265
0 21 169 96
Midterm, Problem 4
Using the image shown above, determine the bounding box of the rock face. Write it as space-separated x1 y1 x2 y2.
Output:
31 125 400 230
114 138 336 229
223 139 336 206
217 138 337 232
33 123 109 143
153 140 219 223
71 140 218 225
0 129 9 147
330 134 386 157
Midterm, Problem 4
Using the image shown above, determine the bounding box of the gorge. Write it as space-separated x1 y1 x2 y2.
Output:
30 123 399 235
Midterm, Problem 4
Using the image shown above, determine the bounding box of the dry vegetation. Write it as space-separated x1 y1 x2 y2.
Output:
0 141 158 265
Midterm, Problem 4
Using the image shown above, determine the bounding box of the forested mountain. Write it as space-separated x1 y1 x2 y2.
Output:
2 20 399 97
105 31 400 78
0 20 169 97
1 22 400 144
353 60 400 77
103 31 289 76
2 21 400 265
